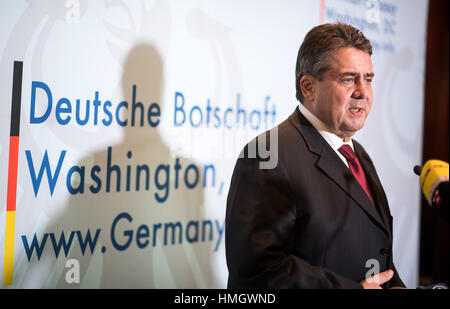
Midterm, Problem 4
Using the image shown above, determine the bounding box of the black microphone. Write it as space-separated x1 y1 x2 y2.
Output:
413 165 422 176
417 282 449 289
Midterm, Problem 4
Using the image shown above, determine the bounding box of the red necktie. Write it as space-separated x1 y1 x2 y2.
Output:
338 144 374 204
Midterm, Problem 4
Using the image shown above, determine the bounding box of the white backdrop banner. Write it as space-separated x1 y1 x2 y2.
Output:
0 0 428 288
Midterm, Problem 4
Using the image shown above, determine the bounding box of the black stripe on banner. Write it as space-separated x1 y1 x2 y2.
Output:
10 61 23 137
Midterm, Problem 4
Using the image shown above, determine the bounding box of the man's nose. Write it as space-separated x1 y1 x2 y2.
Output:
351 80 369 99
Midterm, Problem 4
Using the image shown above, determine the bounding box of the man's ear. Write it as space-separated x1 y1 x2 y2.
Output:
300 75 316 103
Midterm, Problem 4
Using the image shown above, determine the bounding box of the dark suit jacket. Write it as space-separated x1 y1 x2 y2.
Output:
225 107 405 289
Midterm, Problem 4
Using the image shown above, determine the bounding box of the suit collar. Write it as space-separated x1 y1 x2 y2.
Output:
298 103 355 155
288 107 390 237
287 107 324 155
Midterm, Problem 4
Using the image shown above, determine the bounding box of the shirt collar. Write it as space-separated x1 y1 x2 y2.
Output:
298 103 354 152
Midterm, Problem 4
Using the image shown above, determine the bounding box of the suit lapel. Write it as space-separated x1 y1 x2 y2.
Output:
354 145 392 238
288 108 389 236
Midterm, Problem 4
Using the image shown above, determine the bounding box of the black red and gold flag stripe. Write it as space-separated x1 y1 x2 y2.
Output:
3 61 23 286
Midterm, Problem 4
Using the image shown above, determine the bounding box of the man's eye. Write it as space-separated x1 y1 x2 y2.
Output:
365 78 373 83
342 78 354 84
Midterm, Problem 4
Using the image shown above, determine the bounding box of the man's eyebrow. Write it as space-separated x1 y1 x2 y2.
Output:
338 72 375 78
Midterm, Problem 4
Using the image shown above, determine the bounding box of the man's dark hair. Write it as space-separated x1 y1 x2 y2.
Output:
295 23 373 103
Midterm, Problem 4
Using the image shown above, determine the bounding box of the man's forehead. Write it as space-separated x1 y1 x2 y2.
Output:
326 47 373 74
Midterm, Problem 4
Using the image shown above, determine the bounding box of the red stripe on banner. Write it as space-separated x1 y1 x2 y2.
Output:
7 136 19 212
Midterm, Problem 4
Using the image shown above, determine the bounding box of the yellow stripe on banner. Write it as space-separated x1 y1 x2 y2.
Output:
3 211 16 286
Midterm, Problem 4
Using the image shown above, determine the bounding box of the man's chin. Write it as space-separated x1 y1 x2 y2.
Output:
344 121 366 134
339 126 363 140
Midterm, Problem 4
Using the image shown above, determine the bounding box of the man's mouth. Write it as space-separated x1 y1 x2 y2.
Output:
349 107 364 115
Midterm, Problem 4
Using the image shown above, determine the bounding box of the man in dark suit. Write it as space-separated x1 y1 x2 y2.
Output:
225 23 406 289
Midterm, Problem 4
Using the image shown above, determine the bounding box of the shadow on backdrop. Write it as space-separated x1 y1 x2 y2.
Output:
23 44 215 288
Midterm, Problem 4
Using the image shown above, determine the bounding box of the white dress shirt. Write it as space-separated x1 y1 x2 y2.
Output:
298 104 354 168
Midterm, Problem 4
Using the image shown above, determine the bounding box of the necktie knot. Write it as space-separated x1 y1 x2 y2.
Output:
338 144 356 161
338 144 374 205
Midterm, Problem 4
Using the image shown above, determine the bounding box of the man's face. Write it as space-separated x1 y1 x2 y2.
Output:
307 47 374 141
